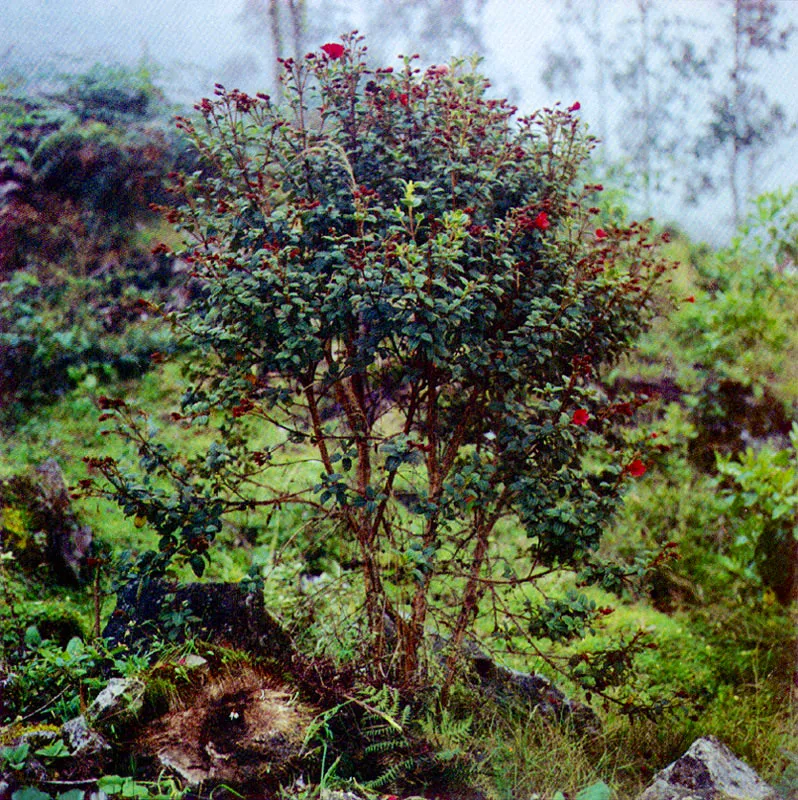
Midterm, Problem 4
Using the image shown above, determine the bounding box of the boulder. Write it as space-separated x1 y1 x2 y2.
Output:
61 715 110 756
102 579 294 662
0 459 92 585
470 654 600 734
638 735 778 800
85 677 146 731
429 634 600 734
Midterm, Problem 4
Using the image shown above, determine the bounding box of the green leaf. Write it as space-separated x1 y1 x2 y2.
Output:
24 625 42 649
12 789 52 800
56 791 86 800
576 780 613 800
2 742 30 770
35 740 70 758
65 637 84 657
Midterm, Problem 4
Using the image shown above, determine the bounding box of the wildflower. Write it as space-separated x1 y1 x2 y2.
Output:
533 211 550 230
626 459 647 478
684 295 695 303
321 42 345 59
568 101 581 112
595 228 608 240
572 409 590 426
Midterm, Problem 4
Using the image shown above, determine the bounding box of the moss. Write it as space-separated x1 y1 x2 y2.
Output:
0 722 61 746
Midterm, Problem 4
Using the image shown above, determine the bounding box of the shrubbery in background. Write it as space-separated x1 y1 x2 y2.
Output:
0 63 184 420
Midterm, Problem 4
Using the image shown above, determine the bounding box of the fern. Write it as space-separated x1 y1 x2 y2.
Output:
355 685 416 791
363 756 416 790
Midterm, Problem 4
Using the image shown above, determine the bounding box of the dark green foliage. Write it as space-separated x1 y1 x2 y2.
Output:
714 428 798 605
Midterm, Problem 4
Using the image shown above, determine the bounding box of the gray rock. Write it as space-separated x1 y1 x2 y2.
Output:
86 677 146 728
638 735 778 800
61 715 110 756
0 459 92 585
430 634 600 733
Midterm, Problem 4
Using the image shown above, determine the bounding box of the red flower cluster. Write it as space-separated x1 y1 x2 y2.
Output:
518 210 550 232
321 42 345 59
572 408 590 426
387 90 410 106
626 459 647 478
426 65 449 77
568 101 581 112
595 228 608 240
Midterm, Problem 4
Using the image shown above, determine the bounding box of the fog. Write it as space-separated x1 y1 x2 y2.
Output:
3 0 797 244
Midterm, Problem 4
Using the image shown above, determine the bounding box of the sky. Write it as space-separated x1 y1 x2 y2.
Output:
3 0 797 243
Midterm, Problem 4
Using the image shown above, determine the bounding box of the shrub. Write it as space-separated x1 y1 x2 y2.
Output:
63 62 164 124
714 424 798 605
88 35 669 697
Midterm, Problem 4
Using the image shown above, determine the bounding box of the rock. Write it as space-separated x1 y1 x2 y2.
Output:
431 635 600 734
480 662 600 734
85 677 146 729
0 459 93 585
638 735 778 800
62 715 110 756
103 579 294 662
320 791 369 800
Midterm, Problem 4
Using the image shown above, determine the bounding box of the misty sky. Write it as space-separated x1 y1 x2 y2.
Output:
3 0 797 243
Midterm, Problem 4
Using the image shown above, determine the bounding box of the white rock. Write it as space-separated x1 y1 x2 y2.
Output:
638 736 778 800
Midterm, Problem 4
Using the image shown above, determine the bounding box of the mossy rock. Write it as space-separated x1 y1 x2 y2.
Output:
0 459 92 585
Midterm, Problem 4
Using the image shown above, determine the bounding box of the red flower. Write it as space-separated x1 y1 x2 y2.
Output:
533 211 550 230
568 101 581 112
684 295 695 303
615 401 634 417
626 459 647 478
572 409 590 426
595 228 608 240
321 42 345 59
399 93 409 106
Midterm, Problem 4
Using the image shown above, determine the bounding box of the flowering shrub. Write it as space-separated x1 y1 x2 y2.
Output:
88 35 669 697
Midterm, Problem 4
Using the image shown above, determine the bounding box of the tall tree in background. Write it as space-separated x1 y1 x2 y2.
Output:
693 0 794 227
543 0 710 214
541 0 612 148
238 0 487 92
611 0 710 212
238 0 342 90
364 0 487 63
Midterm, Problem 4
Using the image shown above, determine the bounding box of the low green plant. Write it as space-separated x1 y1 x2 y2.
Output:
63 61 165 125
0 264 177 423
0 741 30 770
96 773 188 800
714 424 798 605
